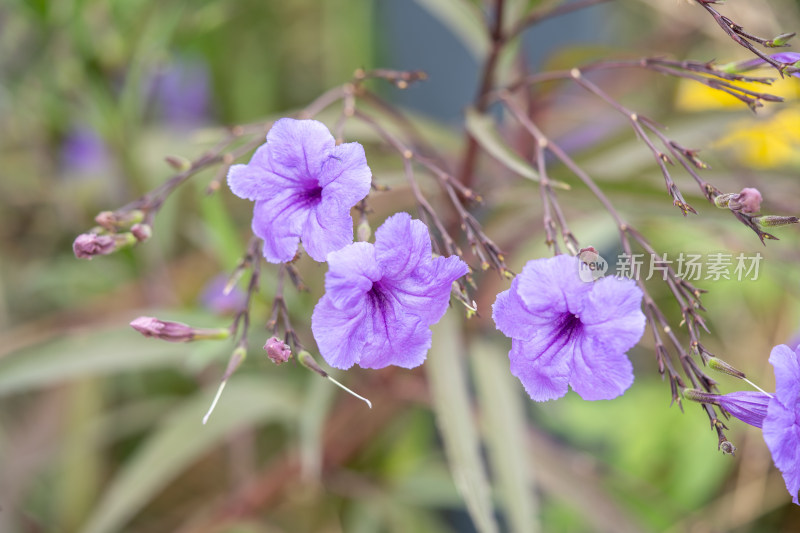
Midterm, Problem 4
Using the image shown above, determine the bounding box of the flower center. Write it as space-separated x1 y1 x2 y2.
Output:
555 312 582 343
297 185 323 206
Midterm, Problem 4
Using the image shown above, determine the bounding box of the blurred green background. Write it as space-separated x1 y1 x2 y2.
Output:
2 0 800 531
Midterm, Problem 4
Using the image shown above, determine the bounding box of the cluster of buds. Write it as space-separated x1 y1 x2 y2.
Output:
73 209 152 260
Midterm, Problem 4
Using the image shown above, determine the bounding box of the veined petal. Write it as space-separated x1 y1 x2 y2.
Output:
359 312 432 369
311 295 369 370
509 338 570 401
516 255 592 318
569 333 634 401
320 142 372 207
252 199 301 263
301 201 355 262
383 254 468 326
764 398 800 505
581 276 646 354
227 145 273 200
715 391 770 428
375 212 432 281
324 243 380 309
769 344 800 408
493 279 552 341
266 118 335 183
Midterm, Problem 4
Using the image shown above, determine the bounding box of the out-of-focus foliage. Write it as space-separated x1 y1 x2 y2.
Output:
1 0 800 532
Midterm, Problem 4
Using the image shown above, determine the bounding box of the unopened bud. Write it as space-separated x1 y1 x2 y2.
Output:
130 316 230 342
714 193 736 209
719 440 736 455
357 220 371 242
165 155 192 172
729 188 762 214
683 388 715 404
767 32 796 48
707 357 746 379
73 233 116 259
264 336 291 365
94 210 145 231
753 215 800 228
131 223 152 242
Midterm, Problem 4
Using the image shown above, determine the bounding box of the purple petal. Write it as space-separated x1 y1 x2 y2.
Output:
770 344 800 407
715 391 770 429
374 212 432 281
580 275 646 354
252 199 301 263
569 333 634 400
358 313 432 369
516 255 592 318
323 243 380 309
311 295 369 369
266 118 335 182
509 338 570 401
493 282 550 341
384 254 468 327
319 142 372 208
764 398 800 505
301 201 355 262
227 144 275 201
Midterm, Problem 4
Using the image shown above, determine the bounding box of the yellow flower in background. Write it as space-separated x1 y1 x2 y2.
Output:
714 108 800 168
674 71 800 168
675 75 799 111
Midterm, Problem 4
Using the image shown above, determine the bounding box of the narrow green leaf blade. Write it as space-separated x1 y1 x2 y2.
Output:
427 313 498 533
81 376 299 533
465 108 570 189
472 339 539 533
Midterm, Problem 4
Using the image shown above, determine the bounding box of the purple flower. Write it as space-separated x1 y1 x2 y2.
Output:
734 52 800 78
730 187 762 214
684 389 770 428
311 212 468 369
200 275 246 315
227 119 371 263
493 255 646 401
763 344 800 505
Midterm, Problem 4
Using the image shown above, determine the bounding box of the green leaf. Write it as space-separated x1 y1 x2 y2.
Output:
427 312 498 533
411 0 489 59
471 339 539 533
81 375 299 533
0 328 188 397
465 108 569 189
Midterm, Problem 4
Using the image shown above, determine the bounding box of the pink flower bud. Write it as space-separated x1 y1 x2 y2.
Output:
130 316 195 342
731 188 762 214
264 337 291 364
73 233 116 259
131 223 152 242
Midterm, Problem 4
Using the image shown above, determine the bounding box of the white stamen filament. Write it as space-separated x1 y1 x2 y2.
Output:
326 375 372 409
744 377 773 398
202 380 227 424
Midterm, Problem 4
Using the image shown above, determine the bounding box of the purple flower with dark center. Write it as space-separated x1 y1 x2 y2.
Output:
227 119 371 263
763 344 800 505
311 212 468 369
493 254 646 401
